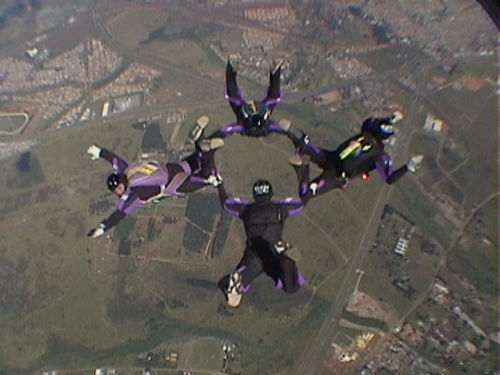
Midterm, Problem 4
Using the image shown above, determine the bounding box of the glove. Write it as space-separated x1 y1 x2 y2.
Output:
206 174 223 187
274 240 287 254
407 155 424 173
88 224 106 238
87 144 101 160
309 182 318 196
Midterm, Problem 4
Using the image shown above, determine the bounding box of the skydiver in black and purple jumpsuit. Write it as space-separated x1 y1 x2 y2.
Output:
289 112 421 199
208 59 290 139
86 140 223 239
217 179 307 308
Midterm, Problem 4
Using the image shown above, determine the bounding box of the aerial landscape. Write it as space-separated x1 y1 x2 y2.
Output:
0 1 497 375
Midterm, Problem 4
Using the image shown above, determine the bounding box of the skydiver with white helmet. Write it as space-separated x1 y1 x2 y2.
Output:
216 178 308 308
289 112 423 198
87 118 224 239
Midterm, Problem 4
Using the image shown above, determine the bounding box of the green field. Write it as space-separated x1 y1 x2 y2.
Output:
0 2 497 374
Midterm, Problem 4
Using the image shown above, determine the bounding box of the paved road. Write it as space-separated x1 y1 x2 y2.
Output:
292 63 427 375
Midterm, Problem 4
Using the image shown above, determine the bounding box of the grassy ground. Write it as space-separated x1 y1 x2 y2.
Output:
0 3 497 374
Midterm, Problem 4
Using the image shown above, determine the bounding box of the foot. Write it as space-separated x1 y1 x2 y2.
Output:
289 153 310 167
271 59 283 75
407 155 424 173
219 272 243 308
198 138 224 152
390 111 403 124
189 115 210 142
279 118 291 131
227 55 240 72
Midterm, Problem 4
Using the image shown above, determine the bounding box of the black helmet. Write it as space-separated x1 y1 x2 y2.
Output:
242 101 268 127
362 118 394 140
252 179 273 200
107 173 125 191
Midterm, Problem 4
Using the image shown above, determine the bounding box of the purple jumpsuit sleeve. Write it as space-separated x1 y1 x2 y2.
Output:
375 153 393 181
217 183 249 218
101 210 126 231
100 192 142 231
277 197 305 219
99 148 130 174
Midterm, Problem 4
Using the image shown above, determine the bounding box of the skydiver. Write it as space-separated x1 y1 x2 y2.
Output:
197 59 290 139
217 179 307 308
288 112 423 197
87 118 224 239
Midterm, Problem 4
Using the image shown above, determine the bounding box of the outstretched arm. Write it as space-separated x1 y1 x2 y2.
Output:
88 193 142 238
277 196 305 219
87 144 129 174
375 153 409 185
217 183 249 218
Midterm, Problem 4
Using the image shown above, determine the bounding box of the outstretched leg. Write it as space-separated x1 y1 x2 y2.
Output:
274 254 305 294
218 245 265 307
289 158 314 204
225 60 244 121
308 168 347 196
264 243 305 294
375 152 407 185
177 150 220 193
264 60 282 113
287 129 331 167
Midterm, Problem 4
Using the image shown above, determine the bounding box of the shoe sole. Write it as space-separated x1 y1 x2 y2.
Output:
279 118 291 131
226 272 243 308
189 116 210 142
285 248 301 262
289 155 302 167
199 138 224 152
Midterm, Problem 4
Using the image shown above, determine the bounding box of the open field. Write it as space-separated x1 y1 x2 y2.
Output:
0 2 497 374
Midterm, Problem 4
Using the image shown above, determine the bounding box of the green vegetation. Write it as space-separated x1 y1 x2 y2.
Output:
141 122 167 153
341 310 388 332
211 214 232 258
183 222 209 253
185 193 220 232
448 236 497 296
6 151 44 188
0 2 496 374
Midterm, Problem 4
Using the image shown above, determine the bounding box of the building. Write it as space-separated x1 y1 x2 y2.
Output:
423 113 443 132
394 237 409 256
102 101 110 118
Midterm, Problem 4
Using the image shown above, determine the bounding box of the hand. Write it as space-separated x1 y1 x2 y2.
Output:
88 224 106 238
207 174 223 187
87 144 101 160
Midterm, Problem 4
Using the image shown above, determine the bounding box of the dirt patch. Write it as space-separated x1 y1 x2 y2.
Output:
457 74 484 91
346 290 398 323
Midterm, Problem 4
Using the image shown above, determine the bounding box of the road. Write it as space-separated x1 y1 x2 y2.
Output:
292 62 428 375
